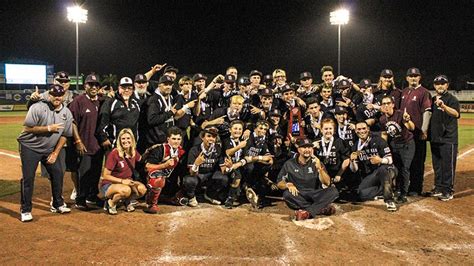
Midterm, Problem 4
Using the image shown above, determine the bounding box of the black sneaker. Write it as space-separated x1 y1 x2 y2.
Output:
396 195 408 204
224 198 233 209
74 201 89 211
438 192 453 202
424 188 442 197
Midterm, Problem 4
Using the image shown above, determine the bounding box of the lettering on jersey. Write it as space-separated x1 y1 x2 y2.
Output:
357 148 379 161
307 167 313 174
119 161 125 168
247 147 263 157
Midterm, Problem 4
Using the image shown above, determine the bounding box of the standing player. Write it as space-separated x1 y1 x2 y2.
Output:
18 85 74 222
142 127 186 214
400 68 432 196
428 75 460 201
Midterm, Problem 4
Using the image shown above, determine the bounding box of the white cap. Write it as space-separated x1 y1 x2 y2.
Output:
119 77 133 86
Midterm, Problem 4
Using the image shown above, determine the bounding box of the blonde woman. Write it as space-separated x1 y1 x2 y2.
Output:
100 128 147 215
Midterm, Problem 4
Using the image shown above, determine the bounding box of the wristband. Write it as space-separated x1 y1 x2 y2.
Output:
47 125 51 132
191 164 199 172
381 158 389 165
258 155 263 161
239 158 247 166
120 179 123 184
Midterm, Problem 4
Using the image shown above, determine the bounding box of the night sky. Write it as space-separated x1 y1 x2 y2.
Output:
1 0 473 85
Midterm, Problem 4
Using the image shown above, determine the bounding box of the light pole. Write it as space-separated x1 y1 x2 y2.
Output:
330 9 349 76
67 6 88 90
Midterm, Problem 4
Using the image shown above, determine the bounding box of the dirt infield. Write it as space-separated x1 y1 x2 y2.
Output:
0 115 473 264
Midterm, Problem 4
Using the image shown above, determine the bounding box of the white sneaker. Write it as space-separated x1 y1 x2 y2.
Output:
204 193 221 205
385 201 397 212
70 188 77 200
188 197 198 207
21 212 33 222
50 203 71 214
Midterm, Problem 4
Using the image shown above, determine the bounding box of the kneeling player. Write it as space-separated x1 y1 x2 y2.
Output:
142 127 185 214
349 121 397 211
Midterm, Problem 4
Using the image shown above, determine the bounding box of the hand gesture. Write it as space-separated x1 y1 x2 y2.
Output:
435 96 444 108
151 63 167 73
250 105 262 115
403 108 411 122
242 129 251 140
333 175 342 183
48 123 64 133
239 139 248 148
186 99 197 109
171 103 178 114
350 151 359 161
194 152 206 166
31 86 41 101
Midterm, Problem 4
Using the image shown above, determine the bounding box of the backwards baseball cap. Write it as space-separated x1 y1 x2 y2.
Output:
54 71 70 82
85 74 100 84
407 67 421 76
380 69 394 78
164 66 179 74
433 75 449 84
134 74 147 83
238 76 251 86
359 79 372 88
336 79 351 89
119 77 133 86
202 126 219 136
249 70 263 77
335 106 348 115
299 72 313 80
224 74 236 83
193 73 207 81
158 75 174 84
263 74 273 82
281 84 293 93
49 84 66 97
296 138 313 148
269 109 281 117
259 88 273 97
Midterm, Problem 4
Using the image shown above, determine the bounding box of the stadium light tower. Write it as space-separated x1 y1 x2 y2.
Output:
330 9 349 76
67 6 88 90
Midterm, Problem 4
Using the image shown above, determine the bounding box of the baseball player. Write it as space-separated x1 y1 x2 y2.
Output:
142 127 185 214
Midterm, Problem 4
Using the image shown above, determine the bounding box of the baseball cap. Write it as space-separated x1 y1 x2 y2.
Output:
54 71 70 82
119 77 133 86
281 84 293 93
359 79 372 88
263 74 273 82
85 74 100 85
406 67 421 76
134 74 147 83
238 76 251 86
335 106 348 115
336 79 351 89
249 70 263 77
259 88 273 97
299 72 313 80
202 126 219 136
192 73 207 81
380 69 394 78
296 138 313 148
224 74 236 83
158 75 174 84
164 66 179 74
49 84 66 97
269 109 281 117
433 75 449 84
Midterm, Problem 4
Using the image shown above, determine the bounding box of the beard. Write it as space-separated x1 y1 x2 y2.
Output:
136 88 147 94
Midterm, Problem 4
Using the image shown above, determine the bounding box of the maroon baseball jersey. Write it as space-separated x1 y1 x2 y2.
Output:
400 85 431 135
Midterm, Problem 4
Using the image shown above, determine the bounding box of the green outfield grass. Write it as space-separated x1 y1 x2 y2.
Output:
0 180 20 198
0 111 27 117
